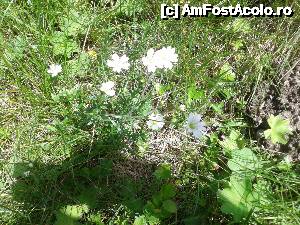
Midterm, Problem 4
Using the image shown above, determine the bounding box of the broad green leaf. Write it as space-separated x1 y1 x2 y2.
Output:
54 213 80 225
87 213 104 225
218 177 258 222
264 115 292 144
160 184 176 199
67 52 91 76
228 148 261 173
162 200 177 213
154 164 171 180
54 204 88 225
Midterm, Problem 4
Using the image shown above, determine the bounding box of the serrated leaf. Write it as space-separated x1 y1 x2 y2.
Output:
264 115 292 144
50 31 79 57
60 10 88 36
60 204 89 220
218 177 258 222
162 200 177 213
133 215 147 225
228 148 261 173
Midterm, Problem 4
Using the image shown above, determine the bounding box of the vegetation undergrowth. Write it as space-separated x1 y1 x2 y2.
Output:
0 0 299 224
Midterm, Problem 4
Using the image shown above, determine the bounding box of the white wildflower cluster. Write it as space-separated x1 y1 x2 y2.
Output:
46 47 206 139
47 64 62 77
142 47 178 73
100 81 116 97
107 54 130 73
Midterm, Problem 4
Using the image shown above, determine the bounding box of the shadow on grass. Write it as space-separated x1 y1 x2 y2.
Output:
10 135 158 225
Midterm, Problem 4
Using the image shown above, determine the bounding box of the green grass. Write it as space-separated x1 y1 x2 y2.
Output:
1 0 300 224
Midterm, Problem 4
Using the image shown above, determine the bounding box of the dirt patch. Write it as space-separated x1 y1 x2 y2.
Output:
248 61 300 160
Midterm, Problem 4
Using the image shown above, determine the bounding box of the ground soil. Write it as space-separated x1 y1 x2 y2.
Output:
248 61 300 160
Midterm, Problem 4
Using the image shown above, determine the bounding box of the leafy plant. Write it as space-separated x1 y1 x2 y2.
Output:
50 31 79 57
153 164 172 180
264 115 292 144
219 63 236 82
59 9 89 36
218 177 259 223
54 204 89 225
219 130 245 155
227 148 262 175
143 166 177 220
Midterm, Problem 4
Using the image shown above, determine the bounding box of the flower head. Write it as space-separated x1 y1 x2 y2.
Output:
179 104 186 112
185 113 206 138
155 46 178 69
107 53 130 73
146 112 165 131
47 64 62 77
141 46 178 73
100 81 115 97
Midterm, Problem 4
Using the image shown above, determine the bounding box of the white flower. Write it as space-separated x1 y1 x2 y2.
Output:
155 46 178 69
100 81 116 96
179 104 186 112
146 113 165 131
107 53 130 73
185 113 207 138
142 48 157 73
23 171 30 177
141 46 178 73
47 64 62 77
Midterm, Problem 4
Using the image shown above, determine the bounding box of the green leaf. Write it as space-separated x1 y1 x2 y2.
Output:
162 200 177 213
160 184 176 199
60 204 89 220
59 10 88 36
229 18 251 33
218 177 258 222
54 213 80 225
264 115 292 144
154 164 171 180
87 213 104 225
77 187 98 208
50 31 79 57
219 63 235 81
219 130 245 155
187 86 204 103
227 148 261 173
133 215 147 225
54 204 88 225
67 52 91 76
